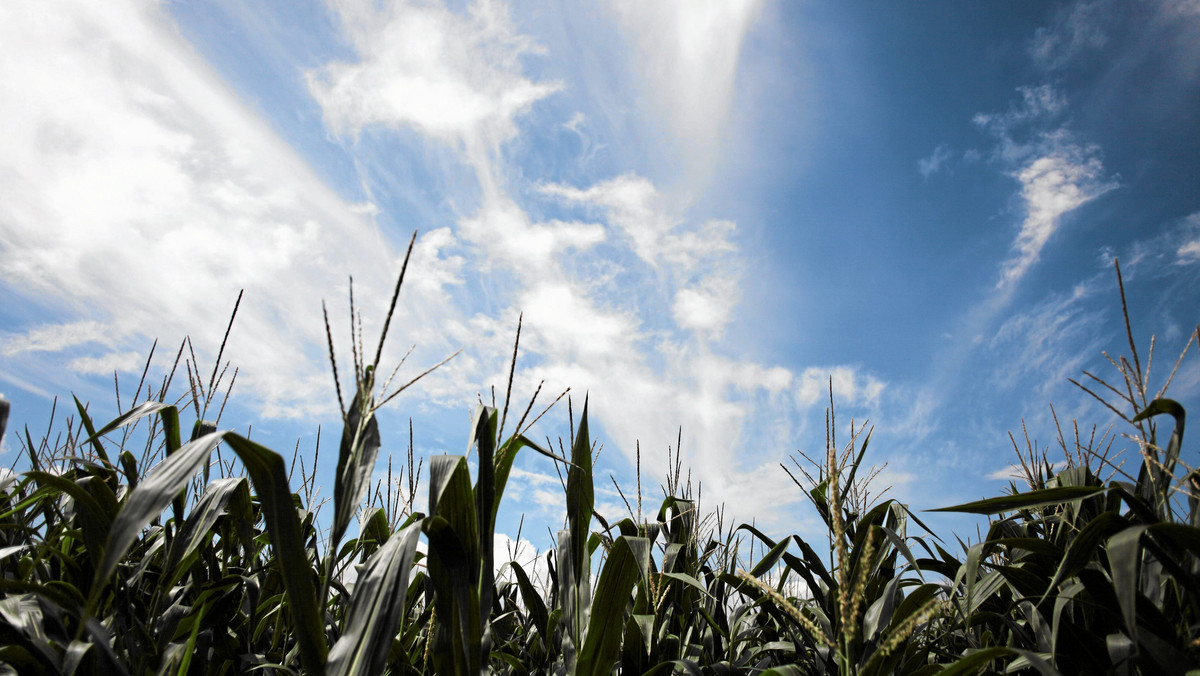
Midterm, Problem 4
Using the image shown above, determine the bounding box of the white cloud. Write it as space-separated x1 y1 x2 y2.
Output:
457 198 606 273
67 351 147 376
999 146 1118 289
1 321 115 357
1163 0 1200 15
298 0 856 534
1177 240 1200 264
540 175 677 267
538 176 744 338
987 461 1067 481
795 366 885 409
540 176 739 273
918 144 953 178
988 280 1106 394
1028 1 1110 70
307 0 560 145
0 0 463 417
607 0 766 178
563 112 586 135
972 86 1118 291
1176 216 1200 264
672 273 739 336
987 464 1025 481
519 281 638 360
972 85 1068 148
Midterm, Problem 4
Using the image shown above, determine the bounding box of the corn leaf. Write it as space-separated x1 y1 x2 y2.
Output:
930 486 1105 514
577 535 649 676
327 521 421 676
330 379 381 558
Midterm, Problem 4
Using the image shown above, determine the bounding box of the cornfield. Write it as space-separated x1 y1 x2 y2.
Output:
1 250 1198 675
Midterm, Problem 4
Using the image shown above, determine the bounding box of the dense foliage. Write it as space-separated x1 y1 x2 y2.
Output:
1 257 1197 675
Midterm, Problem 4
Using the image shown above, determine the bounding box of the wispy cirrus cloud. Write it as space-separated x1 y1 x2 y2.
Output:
307 0 560 146
918 144 953 179
1028 0 1111 70
795 367 885 409
301 0 884 532
973 86 1118 291
1000 146 1118 289
0 0 458 417
1178 240 1200 265
0 0 885 537
0 321 115 357
606 0 766 182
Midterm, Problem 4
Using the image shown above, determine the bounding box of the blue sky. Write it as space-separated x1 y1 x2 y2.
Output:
2 0 1199 559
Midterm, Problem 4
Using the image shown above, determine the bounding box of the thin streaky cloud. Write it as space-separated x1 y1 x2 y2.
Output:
607 0 766 183
307 0 561 145
918 144 953 179
0 0 456 418
1028 0 1110 71
999 145 1118 290
1 321 115 357
301 0 878 532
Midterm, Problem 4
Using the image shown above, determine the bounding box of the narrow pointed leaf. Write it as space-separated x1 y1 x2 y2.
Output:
930 486 1105 514
331 385 381 554
578 536 649 676
327 522 421 676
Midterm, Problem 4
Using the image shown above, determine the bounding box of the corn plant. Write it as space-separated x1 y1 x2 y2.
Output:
2 253 1197 675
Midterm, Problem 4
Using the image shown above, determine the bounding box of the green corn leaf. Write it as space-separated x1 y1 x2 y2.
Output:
1132 398 1186 515
1147 522 1200 558
330 381 381 560
424 514 481 676
425 454 483 676
877 523 927 582
660 571 711 598
566 399 594 583
164 477 249 586
1039 511 1127 604
862 575 903 642
222 432 329 674
89 423 328 675
577 535 650 676
1050 580 1087 660
749 539 790 579
77 398 174 451
1107 525 1148 642
72 396 110 466
788 535 836 590
509 560 549 640
468 405 498 637
117 450 139 489
428 455 481 569
556 528 581 671
358 506 391 553
640 659 704 676
25 471 111 561
0 396 8 450
990 537 1062 560
621 614 649 675
935 647 1057 675
327 521 421 676
174 599 208 676
89 429 226 597
1131 398 1185 426
559 398 595 665
930 486 1105 514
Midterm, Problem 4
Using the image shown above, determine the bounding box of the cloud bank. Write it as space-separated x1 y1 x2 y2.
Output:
0 0 886 537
